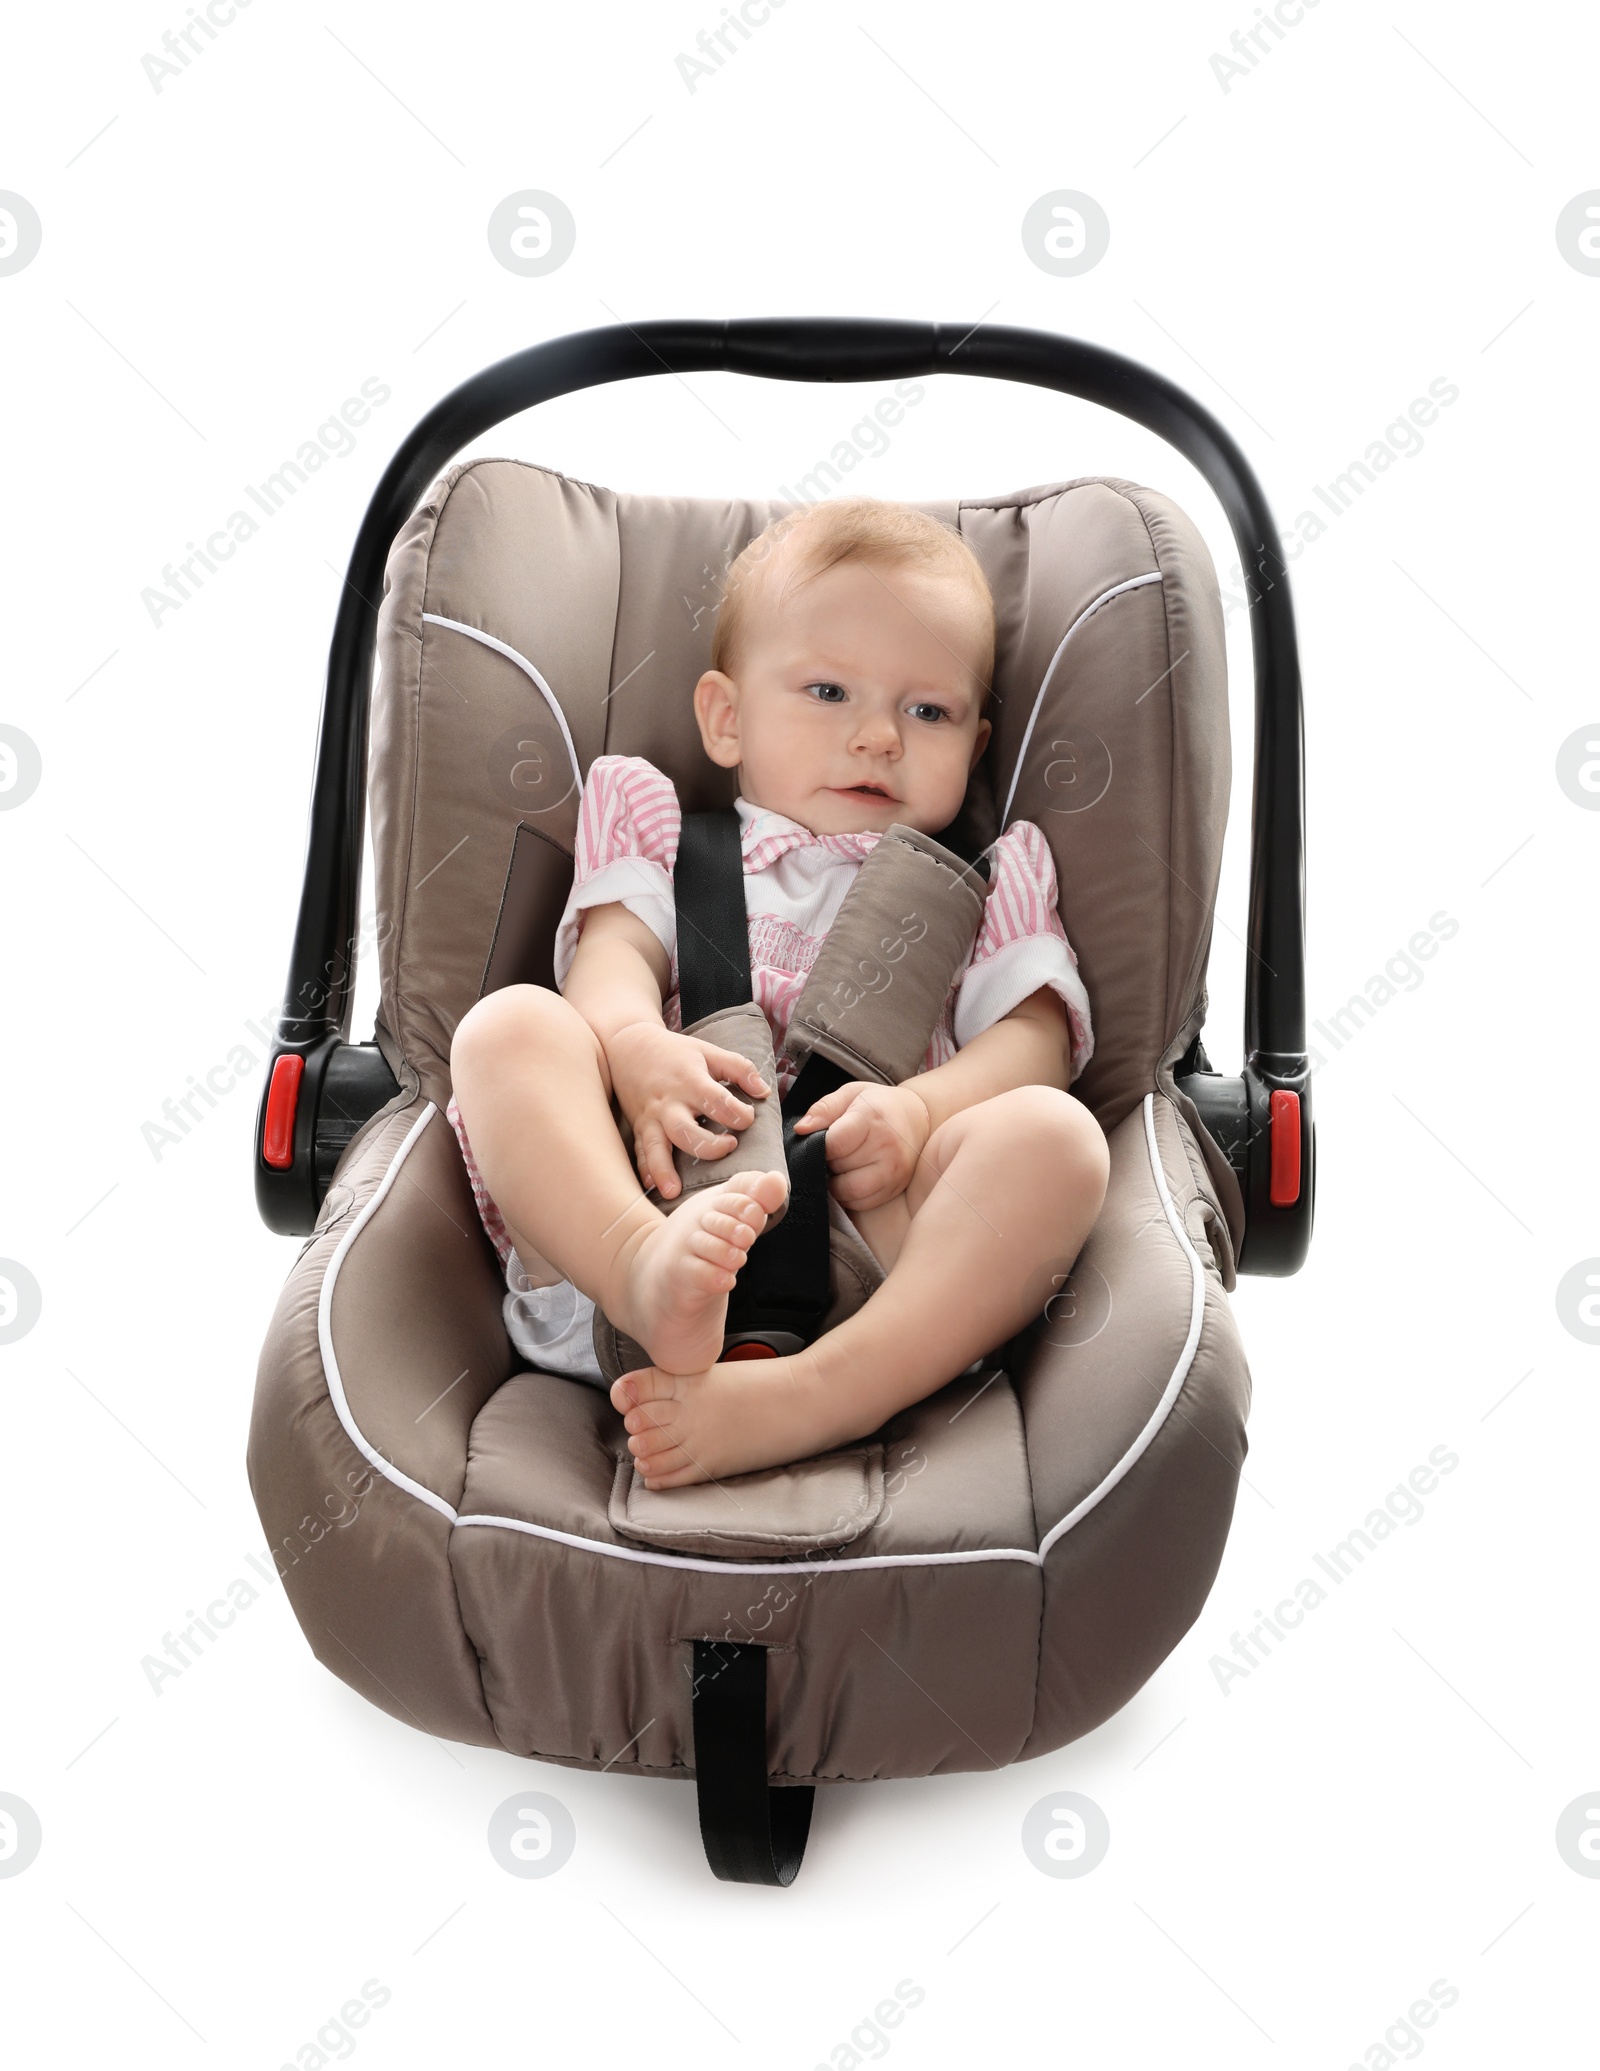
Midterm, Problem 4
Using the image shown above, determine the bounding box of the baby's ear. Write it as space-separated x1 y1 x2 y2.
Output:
693 669 742 768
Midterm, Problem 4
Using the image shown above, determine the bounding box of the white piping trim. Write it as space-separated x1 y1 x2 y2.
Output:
453 1514 1041 1577
1035 1095 1208 1562
315 1094 1207 1570
998 571 1164 830
318 1101 458 1522
421 613 583 804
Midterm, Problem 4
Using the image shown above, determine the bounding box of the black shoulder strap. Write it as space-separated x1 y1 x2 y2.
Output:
675 810 753 1025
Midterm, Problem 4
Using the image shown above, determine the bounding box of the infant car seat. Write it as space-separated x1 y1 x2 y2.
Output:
247 320 1314 1884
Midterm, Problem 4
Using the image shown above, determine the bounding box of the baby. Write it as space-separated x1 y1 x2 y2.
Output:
449 498 1110 1489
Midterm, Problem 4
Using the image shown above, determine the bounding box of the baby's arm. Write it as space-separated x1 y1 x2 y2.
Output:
793 987 1071 1214
560 899 673 1046
561 903 771 1198
912 985 1073 1127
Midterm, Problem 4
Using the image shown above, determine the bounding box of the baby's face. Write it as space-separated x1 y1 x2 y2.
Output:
694 555 991 837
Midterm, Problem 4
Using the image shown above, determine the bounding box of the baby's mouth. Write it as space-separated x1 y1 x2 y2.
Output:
837 782 894 799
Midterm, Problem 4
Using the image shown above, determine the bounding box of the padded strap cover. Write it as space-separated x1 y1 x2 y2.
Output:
782 824 989 1086
669 1000 788 1214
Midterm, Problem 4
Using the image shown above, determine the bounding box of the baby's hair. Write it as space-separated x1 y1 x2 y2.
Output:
712 497 996 694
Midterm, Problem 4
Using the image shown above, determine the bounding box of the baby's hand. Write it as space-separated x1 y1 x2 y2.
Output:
793 1081 931 1212
605 1022 771 1200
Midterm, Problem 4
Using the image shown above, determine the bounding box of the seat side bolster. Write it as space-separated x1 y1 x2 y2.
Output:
313 1100 514 1510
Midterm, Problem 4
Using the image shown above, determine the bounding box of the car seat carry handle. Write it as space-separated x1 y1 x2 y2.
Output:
262 318 1310 1272
691 1641 814 1885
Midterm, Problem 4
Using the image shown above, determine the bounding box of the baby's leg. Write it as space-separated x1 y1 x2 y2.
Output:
450 985 785 1375
613 1085 1110 1486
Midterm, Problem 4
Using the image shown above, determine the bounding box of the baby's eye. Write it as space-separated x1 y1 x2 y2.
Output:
805 680 848 704
907 701 951 723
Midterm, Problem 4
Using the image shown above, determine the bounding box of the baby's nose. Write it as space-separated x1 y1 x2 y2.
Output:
852 712 902 752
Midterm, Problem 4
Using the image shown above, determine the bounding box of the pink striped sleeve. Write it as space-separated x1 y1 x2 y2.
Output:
554 755 683 989
572 754 681 884
975 821 1072 959
952 819 1094 1078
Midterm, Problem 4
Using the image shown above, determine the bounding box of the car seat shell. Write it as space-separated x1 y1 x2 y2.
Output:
247 320 1309 1873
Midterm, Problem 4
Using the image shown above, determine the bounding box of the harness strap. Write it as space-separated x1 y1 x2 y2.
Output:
691 1640 813 1885
723 1051 846 1344
674 812 841 1344
675 811 752 1025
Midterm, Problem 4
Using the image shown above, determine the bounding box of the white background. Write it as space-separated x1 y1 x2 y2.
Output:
2 0 1596 2064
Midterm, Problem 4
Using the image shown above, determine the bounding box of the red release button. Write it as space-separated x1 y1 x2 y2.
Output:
262 1053 304 1170
1269 1089 1301 1207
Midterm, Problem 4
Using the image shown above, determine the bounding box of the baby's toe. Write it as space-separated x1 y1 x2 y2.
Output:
701 1208 757 1250
688 1226 746 1272
614 1365 672 1409
640 1451 698 1490
682 1252 738 1295
723 1174 783 1226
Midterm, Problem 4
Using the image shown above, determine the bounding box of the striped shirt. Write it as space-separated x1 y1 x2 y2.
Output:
449 754 1093 1265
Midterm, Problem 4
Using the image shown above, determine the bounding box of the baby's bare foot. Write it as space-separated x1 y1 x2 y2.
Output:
609 1353 850 1489
611 1170 787 1376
